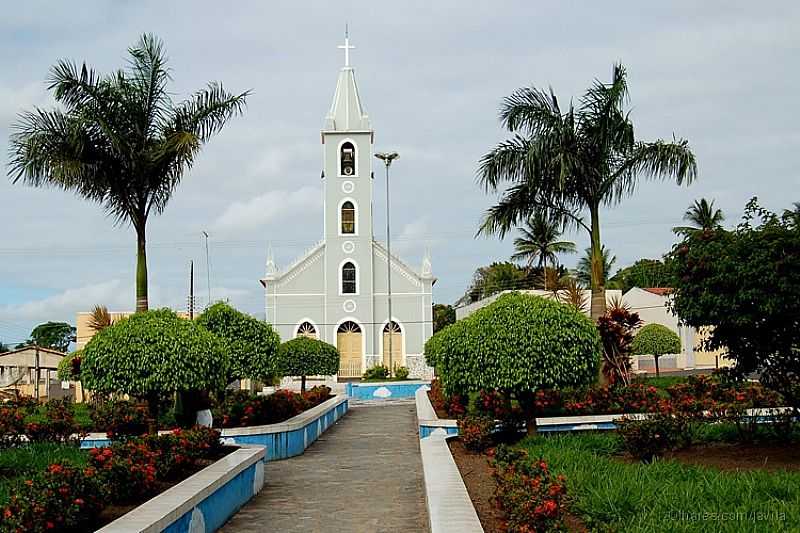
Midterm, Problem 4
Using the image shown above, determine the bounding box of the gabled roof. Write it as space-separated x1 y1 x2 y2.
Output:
260 241 325 287
372 240 435 284
324 67 371 131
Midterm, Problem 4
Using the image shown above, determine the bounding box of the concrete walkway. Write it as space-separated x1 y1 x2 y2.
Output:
220 401 428 533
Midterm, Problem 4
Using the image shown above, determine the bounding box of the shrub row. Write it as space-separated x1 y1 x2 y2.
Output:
0 427 223 532
214 386 332 428
0 399 84 449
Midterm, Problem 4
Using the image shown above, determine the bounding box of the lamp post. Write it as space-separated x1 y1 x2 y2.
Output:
375 151 399 375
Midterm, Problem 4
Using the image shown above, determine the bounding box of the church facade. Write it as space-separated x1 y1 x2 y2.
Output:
260 36 435 379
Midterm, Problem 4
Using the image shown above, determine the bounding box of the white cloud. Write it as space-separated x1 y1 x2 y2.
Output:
211 186 322 234
0 279 130 328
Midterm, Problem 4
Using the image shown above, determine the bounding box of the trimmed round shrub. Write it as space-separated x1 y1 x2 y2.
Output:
277 337 339 392
632 323 681 377
428 292 601 433
632 324 681 357
196 302 280 384
80 309 229 416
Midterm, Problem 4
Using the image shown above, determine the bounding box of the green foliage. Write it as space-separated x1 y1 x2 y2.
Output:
576 245 617 287
8 34 249 312
80 309 230 400
632 324 680 357
672 197 725 236
432 303 456 333
510 212 576 268
477 64 696 319
277 337 339 378
521 432 800 532
428 293 600 431
457 261 531 305
456 415 495 452
362 364 390 380
196 302 280 383
394 366 410 380
57 350 81 381
431 292 600 392
609 258 674 293
616 413 691 462
20 322 75 352
669 199 800 409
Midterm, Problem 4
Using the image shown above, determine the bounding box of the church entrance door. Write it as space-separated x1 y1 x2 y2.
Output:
382 321 402 371
337 321 363 377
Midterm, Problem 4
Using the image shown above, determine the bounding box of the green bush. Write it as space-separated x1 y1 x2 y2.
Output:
426 292 601 433
616 413 690 463
457 415 495 452
277 337 339 392
57 350 81 382
632 323 681 377
362 364 390 380
394 366 410 380
80 309 229 419
196 302 280 384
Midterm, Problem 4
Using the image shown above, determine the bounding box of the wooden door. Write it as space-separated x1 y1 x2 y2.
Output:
382 321 402 370
337 321 362 377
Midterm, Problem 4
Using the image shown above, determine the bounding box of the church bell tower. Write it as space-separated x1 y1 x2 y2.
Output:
320 30 375 355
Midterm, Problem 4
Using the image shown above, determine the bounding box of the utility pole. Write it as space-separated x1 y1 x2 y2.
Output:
34 344 40 401
375 151 399 374
202 232 211 308
188 260 195 319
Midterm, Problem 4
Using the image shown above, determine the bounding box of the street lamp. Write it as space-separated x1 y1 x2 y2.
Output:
375 151 399 375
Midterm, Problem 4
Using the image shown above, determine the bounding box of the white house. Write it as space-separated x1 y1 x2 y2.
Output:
260 34 435 379
455 289 623 321
622 287 729 371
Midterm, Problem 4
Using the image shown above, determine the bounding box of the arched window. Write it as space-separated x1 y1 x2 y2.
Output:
341 261 357 294
341 201 355 234
296 321 317 339
383 321 402 334
337 321 362 334
340 141 355 176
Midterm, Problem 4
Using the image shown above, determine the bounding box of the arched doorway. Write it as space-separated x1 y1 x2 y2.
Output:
382 321 403 371
337 321 362 377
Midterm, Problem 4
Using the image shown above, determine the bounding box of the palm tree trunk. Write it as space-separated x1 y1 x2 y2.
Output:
589 205 605 321
136 225 149 313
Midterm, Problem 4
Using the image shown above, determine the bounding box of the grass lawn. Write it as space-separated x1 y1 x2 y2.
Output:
519 432 799 532
632 375 691 390
0 443 89 505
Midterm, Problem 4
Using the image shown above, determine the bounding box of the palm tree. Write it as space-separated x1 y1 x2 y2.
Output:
510 212 576 289
672 198 724 236
87 305 113 333
575 246 616 288
478 64 696 319
8 34 249 312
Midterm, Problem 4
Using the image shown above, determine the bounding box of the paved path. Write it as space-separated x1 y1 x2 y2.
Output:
221 402 428 533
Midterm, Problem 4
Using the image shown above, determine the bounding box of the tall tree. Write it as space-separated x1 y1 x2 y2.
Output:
609 258 674 293
8 34 249 312
0 342 9 354
575 246 616 288
22 321 76 352
477 64 696 319
456 262 530 305
510 212 576 289
672 198 724 236
432 303 456 333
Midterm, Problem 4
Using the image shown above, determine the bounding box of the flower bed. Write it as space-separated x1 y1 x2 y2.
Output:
0 426 232 532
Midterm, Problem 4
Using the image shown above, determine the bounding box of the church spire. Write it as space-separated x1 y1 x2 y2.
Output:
324 28 370 131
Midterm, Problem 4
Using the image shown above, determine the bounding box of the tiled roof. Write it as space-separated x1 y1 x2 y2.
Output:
644 288 673 296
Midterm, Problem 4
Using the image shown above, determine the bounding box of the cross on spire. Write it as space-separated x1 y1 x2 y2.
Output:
338 25 355 67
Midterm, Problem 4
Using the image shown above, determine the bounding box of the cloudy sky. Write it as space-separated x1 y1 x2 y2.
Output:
0 1 798 345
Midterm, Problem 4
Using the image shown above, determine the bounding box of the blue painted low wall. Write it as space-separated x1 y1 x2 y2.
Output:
82 395 349 462
419 424 459 439
346 380 430 400
98 446 265 533
222 396 348 461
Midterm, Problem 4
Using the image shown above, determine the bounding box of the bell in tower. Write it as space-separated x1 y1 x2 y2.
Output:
341 141 355 176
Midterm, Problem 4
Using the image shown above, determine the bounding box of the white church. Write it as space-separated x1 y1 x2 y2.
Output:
260 34 435 379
